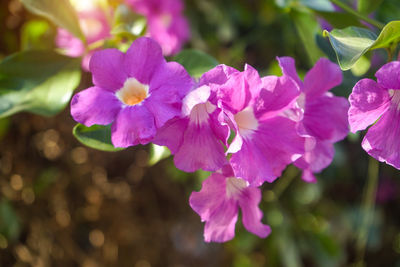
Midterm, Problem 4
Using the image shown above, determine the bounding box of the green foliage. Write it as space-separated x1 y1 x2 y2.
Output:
112 4 147 39
148 144 171 166
0 200 21 242
174 49 219 78
0 50 81 118
358 0 385 15
20 0 84 41
73 124 124 152
20 20 56 50
324 20 400 70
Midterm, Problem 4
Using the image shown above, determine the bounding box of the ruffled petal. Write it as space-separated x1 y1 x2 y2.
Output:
362 108 400 169
238 187 271 238
303 58 342 99
152 117 188 154
303 94 349 142
204 200 238 242
89 49 127 91
124 37 165 85
255 75 300 120
348 79 391 133
70 87 121 126
199 64 238 87
276 56 302 86
375 61 400 90
173 116 227 172
111 105 156 147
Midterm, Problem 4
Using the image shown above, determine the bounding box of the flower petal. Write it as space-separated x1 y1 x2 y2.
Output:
111 105 156 147
303 94 349 142
348 79 390 133
238 187 271 238
70 87 121 126
153 117 188 154
124 37 165 85
303 58 342 99
276 56 302 86
375 61 400 90
89 48 127 91
362 107 400 169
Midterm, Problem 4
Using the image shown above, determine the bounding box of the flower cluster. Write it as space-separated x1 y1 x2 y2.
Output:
71 37 349 242
56 0 190 70
349 61 400 169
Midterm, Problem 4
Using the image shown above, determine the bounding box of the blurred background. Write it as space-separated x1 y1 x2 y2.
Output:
1 0 400 266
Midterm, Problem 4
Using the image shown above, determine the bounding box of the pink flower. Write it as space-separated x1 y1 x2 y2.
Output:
126 0 190 55
56 7 111 71
189 165 271 242
277 57 349 182
70 37 193 147
209 64 305 186
349 61 400 169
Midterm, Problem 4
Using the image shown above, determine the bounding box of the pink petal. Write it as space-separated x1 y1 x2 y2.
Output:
111 106 156 147
276 56 302 86
70 87 121 126
153 117 188 154
238 187 271 238
303 58 342 99
89 49 127 91
362 107 400 169
375 61 400 90
124 37 165 85
348 79 391 133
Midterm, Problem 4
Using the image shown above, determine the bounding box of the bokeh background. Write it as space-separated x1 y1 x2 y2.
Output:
1 0 400 266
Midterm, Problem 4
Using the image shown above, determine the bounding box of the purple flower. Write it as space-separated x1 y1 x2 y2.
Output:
348 61 400 169
70 37 193 148
277 57 349 182
153 82 229 172
209 64 305 186
56 7 111 71
189 165 271 243
126 0 190 55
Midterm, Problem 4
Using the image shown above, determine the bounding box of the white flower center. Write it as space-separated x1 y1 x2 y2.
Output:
389 89 400 110
116 78 149 106
226 177 248 199
234 107 258 138
189 101 216 124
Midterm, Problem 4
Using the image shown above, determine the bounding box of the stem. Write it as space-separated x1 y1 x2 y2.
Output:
355 157 379 265
329 0 384 29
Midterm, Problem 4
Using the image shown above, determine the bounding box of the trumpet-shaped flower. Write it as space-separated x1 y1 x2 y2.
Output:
277 57 349 183
348 61 400 169
70 37 192 148
209 64 305 186
126 0 190 55
189 165 271 242
56 5 111 70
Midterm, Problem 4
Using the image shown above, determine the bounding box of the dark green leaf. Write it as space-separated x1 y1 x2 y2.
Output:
174 49 219 78
358 0 385 15
0 200 21 241
20 0 84 41
316 11 363 28
291 10 325 65
73 124 125 152
0 50 81 118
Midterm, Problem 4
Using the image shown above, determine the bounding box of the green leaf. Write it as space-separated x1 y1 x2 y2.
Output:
112 4 147 38
173 49 219 78
148 144 171 166
73 124 125 152
21 20 56 50
0 50 81 118
315 11 363 28
0 200 21 241
358 0 384 15
20 0 84 41
324 21 400 70
291 10 325 65
300 0 335 12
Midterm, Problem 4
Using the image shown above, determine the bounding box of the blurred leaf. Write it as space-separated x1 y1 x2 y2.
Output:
148 144 171 166
300 0 335 12
0 200 21 242
174 49 219 78
316 11 363 28
358 0 385 15
324 21 400 70
0 50 81 118
21 20 56 50
20 0 84 41
291 10 325 65
73 124 125 152
323 26 377 70
351 55 371 76
0 118 10 140
34 168 59 195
